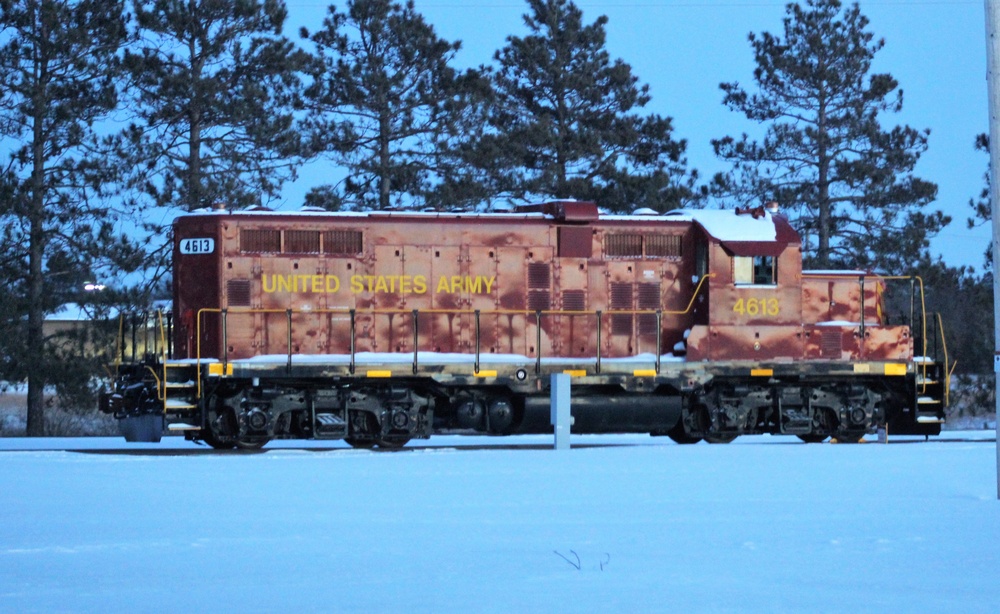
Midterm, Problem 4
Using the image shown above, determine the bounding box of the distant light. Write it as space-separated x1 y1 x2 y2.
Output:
84 283 106 292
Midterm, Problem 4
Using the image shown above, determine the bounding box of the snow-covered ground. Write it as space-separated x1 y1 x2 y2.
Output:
2 432 999 613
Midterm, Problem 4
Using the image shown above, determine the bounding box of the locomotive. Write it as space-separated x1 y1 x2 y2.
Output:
100 200 948 448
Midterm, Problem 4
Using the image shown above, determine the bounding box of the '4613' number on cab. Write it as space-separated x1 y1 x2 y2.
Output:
733 297 779 317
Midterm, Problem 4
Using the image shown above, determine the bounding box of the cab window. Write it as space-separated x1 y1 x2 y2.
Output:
734 255 775 285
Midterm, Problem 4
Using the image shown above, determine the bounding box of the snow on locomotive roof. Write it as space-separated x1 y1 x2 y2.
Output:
661 209 778 242
183 204 781 243
185 206 550 220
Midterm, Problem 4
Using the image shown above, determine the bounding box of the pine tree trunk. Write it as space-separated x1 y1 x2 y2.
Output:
189 35 203 210
379 107 391 210
816 100 831 268
26 81 47 437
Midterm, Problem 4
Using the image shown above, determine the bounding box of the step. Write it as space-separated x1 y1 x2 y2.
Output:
916 415 945 424
316 413 346 426
165 399 197 409
167 423 201 431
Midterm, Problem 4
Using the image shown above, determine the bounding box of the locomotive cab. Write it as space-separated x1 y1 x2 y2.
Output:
680 206 804 361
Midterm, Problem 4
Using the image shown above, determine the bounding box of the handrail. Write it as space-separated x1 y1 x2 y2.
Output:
879 276 928 363
190 274 716 393
936 312 950 407
144 365 163 402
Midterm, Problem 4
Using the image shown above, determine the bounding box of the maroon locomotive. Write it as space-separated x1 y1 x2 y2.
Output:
102 201 947 448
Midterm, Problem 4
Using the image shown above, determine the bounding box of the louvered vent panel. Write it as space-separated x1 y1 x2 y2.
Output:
527 290 551 312
610 282 633 335
562 290 586 312
528 262 550 289
610 282 633 309
822 330 842 358
240 229 281 253
284 230 320 253
323 230 363 255
226 279 252 307
637 282 660 334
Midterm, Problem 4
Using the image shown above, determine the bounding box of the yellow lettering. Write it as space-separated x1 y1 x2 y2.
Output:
263 274 277 293
483 276 495 294
468 276 482 294
311 275 323 292
436 276 450 293
276 275 292 293
325 275 340 293
414 275 427 294
450 276 463 293
375 276 389 293
399 276 410 294
350 276 363 293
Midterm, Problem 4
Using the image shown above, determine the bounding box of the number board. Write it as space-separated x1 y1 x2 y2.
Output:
179 238 215 255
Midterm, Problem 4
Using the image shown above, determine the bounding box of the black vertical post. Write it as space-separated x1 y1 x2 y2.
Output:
349 309 356 375
655 309 662 374
535 310 542 375
595 310 602 374
474 309 481 374
412 309 419 375
286 308 292 373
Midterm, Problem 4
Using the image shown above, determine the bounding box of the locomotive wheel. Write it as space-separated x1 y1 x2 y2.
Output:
666 422 702 445
705 434 738 444
797 434 827 444
203 417 238 450
344 438 376 449
234 438 270 450
376 437 411 450
203 432 236 450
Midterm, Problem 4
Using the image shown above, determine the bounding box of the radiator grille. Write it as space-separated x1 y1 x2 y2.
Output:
284 230 321 254
240 229 281 253
645 234 682 257
323 229 363 255
605 234 643 257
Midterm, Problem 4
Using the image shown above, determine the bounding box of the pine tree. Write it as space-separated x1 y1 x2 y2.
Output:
471 0 697 212
124 0 308 213
712 0 946 273
0 0 141 435
300 0 480 211
968 134 992 267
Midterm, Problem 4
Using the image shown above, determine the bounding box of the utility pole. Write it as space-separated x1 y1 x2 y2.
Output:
985 0 1000 499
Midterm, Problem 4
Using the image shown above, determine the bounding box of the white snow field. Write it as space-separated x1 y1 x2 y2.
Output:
1 432 999 613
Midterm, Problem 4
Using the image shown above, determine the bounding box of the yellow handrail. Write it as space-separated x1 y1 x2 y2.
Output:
191 274 717 399
936 312 950 408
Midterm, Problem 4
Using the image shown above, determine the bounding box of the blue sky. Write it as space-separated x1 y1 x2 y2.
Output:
281 0 990 270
